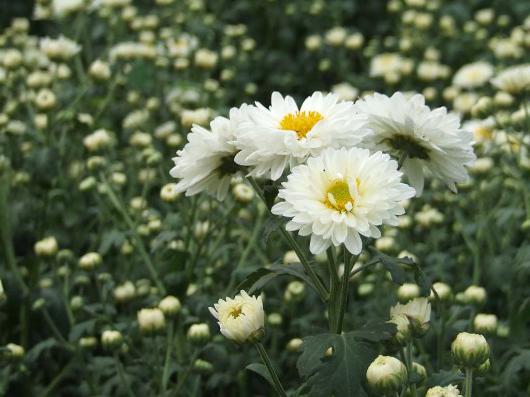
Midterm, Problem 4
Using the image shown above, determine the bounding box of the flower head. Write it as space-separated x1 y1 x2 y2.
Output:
170 106 248 200
425 385 462 397
355 92 475 195
272 147 415 254
209 290 264 344
490 64 530 94
234 91 369 180
390 297 431 336
366 355 407 395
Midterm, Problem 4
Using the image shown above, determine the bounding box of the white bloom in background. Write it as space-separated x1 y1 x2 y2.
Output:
463 118 494 144
370 53 413 81
490 64 530 94
331 82 359 101
453 61 494 88
39 36 81 60
83 129 113 151
137 308 166 333
170 106 248 200
234 92 369 180
52 0 85 17
271 147 415 254
109 42 156 62
425 385 462 397
209 290 265 344
355 92 475 195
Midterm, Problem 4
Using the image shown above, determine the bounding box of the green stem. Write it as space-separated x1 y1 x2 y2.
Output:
173 349 200 396
335 251 357 333
100 174 166 294
42 308 68 346
114 353 135 397
41 357 76 397
464 368 473 397
326 248 339 332
255 342 287 397
247 177 328 302
161 322 174 393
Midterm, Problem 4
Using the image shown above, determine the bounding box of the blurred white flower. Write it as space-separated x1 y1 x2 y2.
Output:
39 36 81 60
272 147 415 254
390 297 431 336
52 0 85 17
453 61 494 88
355 92 475 195
490 64 530 94
209 290 265 344
234 91 369 180
425 385 462 397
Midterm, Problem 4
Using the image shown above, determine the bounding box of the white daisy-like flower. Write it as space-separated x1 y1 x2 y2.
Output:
425 385 462 397
355 92 476 195
271 147 415 255
209 290 265 344
234 91 369 180
490 64 530 94
452 61 494 89
170 106 248 200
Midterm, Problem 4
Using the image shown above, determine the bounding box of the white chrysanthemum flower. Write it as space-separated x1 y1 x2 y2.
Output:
234 91 369 180
170 106 248 200
52 0 84 17
490 64 530 94
355 92 475 195
453 61 494 89
209 290 265 344
390 297 431 335
39 36 81 60
271 147 415 255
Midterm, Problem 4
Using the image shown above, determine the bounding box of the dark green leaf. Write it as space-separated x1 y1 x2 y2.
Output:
426 370 464 388
246 363 274 386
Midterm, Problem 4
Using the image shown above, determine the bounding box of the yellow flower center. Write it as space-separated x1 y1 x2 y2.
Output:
324 180 354 212
229 305 243 319
474 126 492 142
279 111 323 139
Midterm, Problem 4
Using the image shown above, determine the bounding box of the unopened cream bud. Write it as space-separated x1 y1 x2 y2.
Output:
160 183 180 202
267 312 282 326
79 252 102 270
283 250 300 265
286 338 303 353
463 285 487 305
5 343 25 361
89 59 111 80
232 183 254 203
397 283 420 303
473 313 497 335
101 330 123 349
137 308 166 334
158 295 181 317
451 332 490 369
35 89 57 110
193 358 214 374
187 323 211 346
430 282 452 302
477 358 490 374
366 355 407 395
284 281 305 302
70 296 83 311
34 236 59 257
388 314 411 346
411 362 427 384
79 337 98 349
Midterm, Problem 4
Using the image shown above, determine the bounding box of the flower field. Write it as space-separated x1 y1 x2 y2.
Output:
1 0 530 396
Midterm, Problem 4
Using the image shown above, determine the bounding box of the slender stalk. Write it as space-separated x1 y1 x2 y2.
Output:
464 369 473 397
42 308 68 346
173 349 200 396
114 353 135 397
41 357 76 397
326 248 339 332
255 342 287 397
335 251 358 333
100 174 166 294
406 342 417 397
247 177 328 302
161 322 174 394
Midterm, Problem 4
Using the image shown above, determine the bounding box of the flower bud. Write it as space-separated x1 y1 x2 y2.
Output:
114 281 136 303
70 296 83 311
411 362 427 384
463 285 487 305
286 338 303 353
388 314 411 346
267 312 282 326
471 97 493 118
79 337 98 350
34 236 59 257
232 183 254 203
429 282 452 302
193 358 213 374
101 330 123 349
187 323 211 346
158 295 181 317
366 355 407 395
390 297 431 337
397 283 420 303
284 281 305 302
89 59 111 80
160 183 180 202
451 332 490 369
473 313 497 335
477 358 490 374
283 250 300 264
5 343 24 361
137 308 166 334
79 252 102 270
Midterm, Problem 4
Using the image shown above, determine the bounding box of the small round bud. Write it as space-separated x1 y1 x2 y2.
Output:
463 285 487 305
101 330 123 349
187 323 211 346
89 59 111 81
283 250 300 265
411 362 427 384
286 338 303 353
284 281 305 302
113 281 136 303
193 358 213 374
430 282 452 302
232 183 254 203
79 337 98 350
451 332 490 369
397 283 420 303
137 308 166 334
267 312 282 326
32 298 46 311
366 355 407 395
388 314 411 346
477 358 490 374
158 295 181 317
160 183 180 202
79 252 102 270
34 236 59 257
5 343 25 361
70 296 83 311
473 313 497 335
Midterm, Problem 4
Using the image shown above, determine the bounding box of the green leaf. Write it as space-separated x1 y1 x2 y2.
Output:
371 249 409 284
246 363 274 386
351 320 397 342
425 370 464 388
261 216 283 245
234 263 318 295
297 332 378 397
